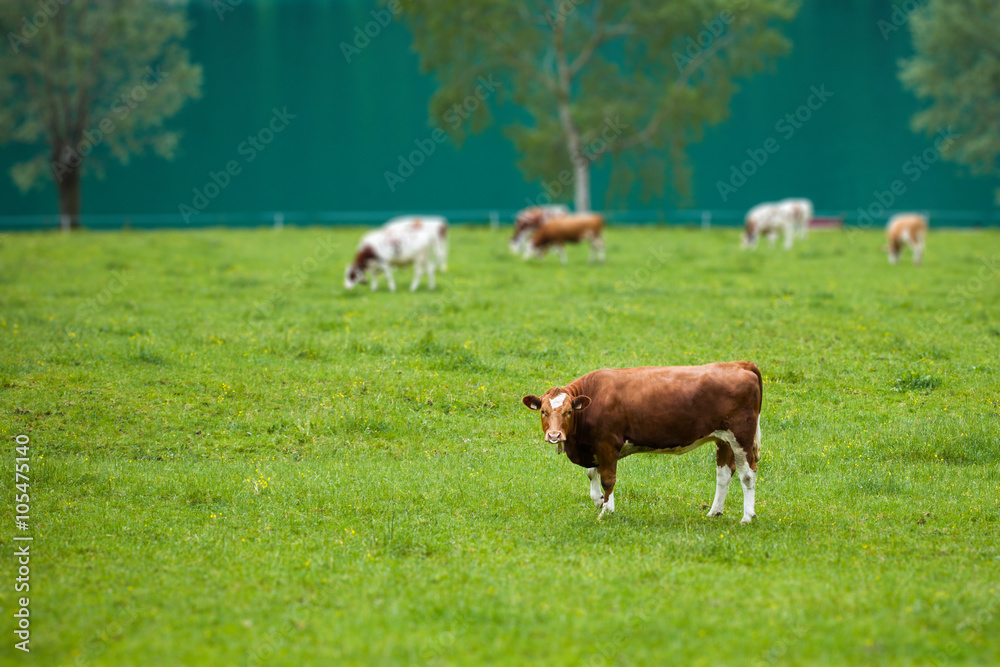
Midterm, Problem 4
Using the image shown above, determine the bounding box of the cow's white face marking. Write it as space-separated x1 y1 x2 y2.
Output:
549 393 567 409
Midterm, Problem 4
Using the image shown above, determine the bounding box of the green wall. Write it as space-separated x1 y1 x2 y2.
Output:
1 0 996 225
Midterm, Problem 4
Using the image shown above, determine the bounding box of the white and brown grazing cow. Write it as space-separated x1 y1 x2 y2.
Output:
510 205 569 254
344 215 447 292
742 201 795 250
886 213 927 265
525 212 605 264
522 362 763 522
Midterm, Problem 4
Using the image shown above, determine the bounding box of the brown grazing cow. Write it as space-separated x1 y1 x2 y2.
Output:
522 362 763 522
525 212 605 264
886 213 927 265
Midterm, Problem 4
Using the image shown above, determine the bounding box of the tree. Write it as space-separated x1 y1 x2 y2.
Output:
0 0 202 229
400 0 797 211
900 0 1000 203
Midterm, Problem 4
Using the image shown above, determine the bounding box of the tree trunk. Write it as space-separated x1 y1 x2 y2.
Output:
573 156 591 213
55 162 82 231
553 19 592 213
557 94 592 213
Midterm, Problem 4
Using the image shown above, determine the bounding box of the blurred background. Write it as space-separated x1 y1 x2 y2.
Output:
1 0 997 230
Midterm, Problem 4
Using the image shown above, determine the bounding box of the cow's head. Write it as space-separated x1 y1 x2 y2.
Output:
510 210 540 253
521 390 591 453
344 245 376 290
344 263 366 289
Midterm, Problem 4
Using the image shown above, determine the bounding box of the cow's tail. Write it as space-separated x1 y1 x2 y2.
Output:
739 361 764 463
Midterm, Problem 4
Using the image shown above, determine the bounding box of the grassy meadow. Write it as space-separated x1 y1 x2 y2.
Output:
1 224 999 666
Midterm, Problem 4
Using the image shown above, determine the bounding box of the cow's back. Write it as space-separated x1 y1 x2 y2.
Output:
535 213 604 244
574 363 761 449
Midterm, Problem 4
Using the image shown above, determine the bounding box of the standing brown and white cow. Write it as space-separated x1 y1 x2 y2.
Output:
525 212 605 264
522 362 763 522
886 213 927 265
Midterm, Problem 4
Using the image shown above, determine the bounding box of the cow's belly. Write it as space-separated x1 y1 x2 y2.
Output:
619 430 735 458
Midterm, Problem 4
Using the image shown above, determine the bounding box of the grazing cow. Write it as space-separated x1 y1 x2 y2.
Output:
525 212 605 264
886 213 927 265
344 216 447 292
778 198 813 239
521 361 763 523
742 202 794 250
510 205 569 254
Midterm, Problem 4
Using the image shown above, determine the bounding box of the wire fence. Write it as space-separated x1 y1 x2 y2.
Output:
1 208 998 232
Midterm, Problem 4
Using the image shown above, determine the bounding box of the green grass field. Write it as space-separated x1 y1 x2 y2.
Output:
2 225 999 666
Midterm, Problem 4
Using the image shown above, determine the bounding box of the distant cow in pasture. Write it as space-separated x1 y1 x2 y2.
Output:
510 205 569 254
742 202 795 250
778 197 813 239
525 212 605 264
344 215 448 292
886 213 927 265
521 361 763 523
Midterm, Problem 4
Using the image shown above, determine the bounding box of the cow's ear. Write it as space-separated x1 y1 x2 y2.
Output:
522 395 542 411
572 395 591 411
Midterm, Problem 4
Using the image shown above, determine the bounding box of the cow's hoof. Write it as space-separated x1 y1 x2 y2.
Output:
707 510 723 518
740 514 756 524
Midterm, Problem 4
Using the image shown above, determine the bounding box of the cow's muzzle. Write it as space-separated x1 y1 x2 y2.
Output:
545 431 565 445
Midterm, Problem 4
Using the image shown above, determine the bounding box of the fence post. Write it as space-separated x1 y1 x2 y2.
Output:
274 212 284 230
701 210 711 230
489 210 499 231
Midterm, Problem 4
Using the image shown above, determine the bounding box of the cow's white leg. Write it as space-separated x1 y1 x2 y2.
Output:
383 264 396 292
370 268 379 291
599 492 615 517
586 467 603 507
591 238 606 263
732 446 757 524
707 465 733 517
557 245 567 265
913 241 924 265
426 259 436 290
597 463 617 517
409 260 423 292
783 225 794 250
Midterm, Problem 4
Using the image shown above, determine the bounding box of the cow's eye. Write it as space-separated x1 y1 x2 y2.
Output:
541 411 549 417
